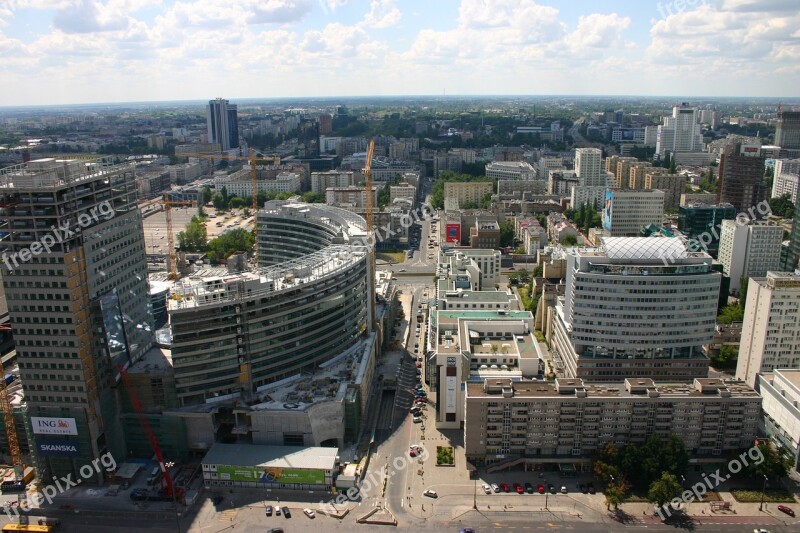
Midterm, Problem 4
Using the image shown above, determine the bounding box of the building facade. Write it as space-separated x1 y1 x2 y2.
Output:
444 182 493 207
602 189 665 236
311 171 355 194
485 161 536 181
645 172 686 210
717 144 767 215
758 369 800 471
775 111 800 150
717 220 784 292
206 98 239 151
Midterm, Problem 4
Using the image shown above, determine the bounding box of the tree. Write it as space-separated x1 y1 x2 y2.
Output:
206 228 255 264
212 193 227 211
711 345 738 369
301 191 325 203
220 185 229 202
739 277 749 306
228 197 248 209
768 193 794 218
669 157 677 174
176 216 207 252
560 234 578 246
499 222 515 248
605 482 628 510
717 303 744 324
741 441 793 480
647 473 683 509
201 186 212 205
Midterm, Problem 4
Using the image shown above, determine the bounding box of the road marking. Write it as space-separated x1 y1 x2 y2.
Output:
219 509 237 522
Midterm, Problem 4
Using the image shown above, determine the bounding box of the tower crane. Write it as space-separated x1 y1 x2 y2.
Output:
0 325 22 474
166 150 280 277
363 140 377 332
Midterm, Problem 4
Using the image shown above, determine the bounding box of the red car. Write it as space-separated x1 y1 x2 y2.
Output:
513 483 524 494
537 484 545 494
500 482 511 493
777 505 795 517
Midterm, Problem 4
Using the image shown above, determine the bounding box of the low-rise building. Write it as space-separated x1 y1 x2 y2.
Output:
465 377 760 466
470 219 500 249
758 369 800 472
485 161 536 181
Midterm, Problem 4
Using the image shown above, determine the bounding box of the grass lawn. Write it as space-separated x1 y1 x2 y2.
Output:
731 488 797 503
436 446 454 465
377 252 406 264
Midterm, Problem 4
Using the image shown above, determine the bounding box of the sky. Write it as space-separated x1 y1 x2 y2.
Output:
0 0 798 106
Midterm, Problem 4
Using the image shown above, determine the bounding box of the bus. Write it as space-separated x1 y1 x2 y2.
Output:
2 525 54 532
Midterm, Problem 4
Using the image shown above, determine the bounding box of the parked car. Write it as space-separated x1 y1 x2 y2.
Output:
548 484 556 494
561 486 568 494
777 505 795 517
267 529 285 533
587 482 596 494
579 484 587 494
423 489 438 498
265 505 273 516
482 483 492 494
491 483 501 493
538 484 545 494
282 507 291 518
500 482 511 493
413 416 423 423
514 483 524 494
303 508 315 518
525 482 534 494
459 529 475 533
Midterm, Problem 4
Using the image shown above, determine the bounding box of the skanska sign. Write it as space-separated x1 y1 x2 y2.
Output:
36 440 81 457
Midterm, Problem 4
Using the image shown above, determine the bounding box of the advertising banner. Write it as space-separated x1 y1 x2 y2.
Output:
36 440 81 457
31 417 78 436
216 465 325 485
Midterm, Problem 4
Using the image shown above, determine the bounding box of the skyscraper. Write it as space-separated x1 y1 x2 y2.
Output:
0 157 153 482
206 98 239 151
775 110 800 150
656 104 703 157
574 148 602 186
717 144 767 215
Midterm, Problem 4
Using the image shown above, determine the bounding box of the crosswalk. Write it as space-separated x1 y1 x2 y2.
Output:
218 509 237 522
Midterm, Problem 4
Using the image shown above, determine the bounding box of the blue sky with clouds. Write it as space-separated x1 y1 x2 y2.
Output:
0 0 798 106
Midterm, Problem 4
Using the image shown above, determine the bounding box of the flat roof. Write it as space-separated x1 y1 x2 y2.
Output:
203 444 338 471
466 379 759 399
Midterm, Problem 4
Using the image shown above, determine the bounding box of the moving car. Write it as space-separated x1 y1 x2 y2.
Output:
482 483 492 494
267 529 285 533
413 416 423 423
776 505 795 517
423 489 438 498
303 508 315 518
459 529 475 533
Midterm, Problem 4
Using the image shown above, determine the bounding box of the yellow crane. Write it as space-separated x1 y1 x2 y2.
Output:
166 149 280 278
363 140 377 332
0 342 21 471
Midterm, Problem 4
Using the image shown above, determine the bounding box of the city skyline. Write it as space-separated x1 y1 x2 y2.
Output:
1 0 799 106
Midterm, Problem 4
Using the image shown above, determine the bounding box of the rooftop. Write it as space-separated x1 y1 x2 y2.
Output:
202 443 338 471
601 237 688 261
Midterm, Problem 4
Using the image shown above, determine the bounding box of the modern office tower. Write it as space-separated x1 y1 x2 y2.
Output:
0 157 154 482
772 159 800 204
737 272 800 388
574 148 603 186
318 113 333 135
206 98 239 151
485 161 536 181
169 202 370 406
465 377 760 464
718 220 784 292
775 110 800 150
758 369 800 471
645 172 686 210
602 189 665 236
551 237 720 381
656 104 703 157
678 203 736 257
717 144 767 214
613 157 639 188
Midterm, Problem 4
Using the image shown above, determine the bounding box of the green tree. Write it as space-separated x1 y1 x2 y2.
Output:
717 303 744 324
301 191 325 203
201 186 212 205
647 472 683 509
711 345 738 369
768 193 794 218
741 441 793 480
212 193 227 211
669 157 677 174
499 222 515 248
228 197 248 209
560 234 578 246
605 482 628 510
206 228 255 264
176 216 207 252
739 277 749 306
221 185 229 202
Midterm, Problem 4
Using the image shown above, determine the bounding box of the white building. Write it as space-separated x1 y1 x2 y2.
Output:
717 220 784 292
311 170 354 193
485 161 536 181
656 104 704 157
758 369 800 471
772 159 800 204
325 186 378 208
551 237 720 381
537 157 565 179
575 148 603 187
737 272 800 388
214 171 302 197
602 189 665 236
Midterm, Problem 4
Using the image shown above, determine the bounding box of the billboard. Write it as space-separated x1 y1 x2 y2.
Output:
31 417 78 436
446 223 461 244
602 190 613 232
36 440 81 458
216 465 325 485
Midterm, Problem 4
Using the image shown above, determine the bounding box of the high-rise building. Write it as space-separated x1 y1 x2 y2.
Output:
628 162 656 189
574 148 603 186
775 110 800 150
677 203 737 257
656 104 704 157
602 189 665 236
206 98 239 151
717 144 767 214
0 157 154 482
645 172 686 210
736 272 800 388
318 113 333 135
772 159 800 204
552 237 719 381
757 369 800 471
613 157 639 188
717 220 784 292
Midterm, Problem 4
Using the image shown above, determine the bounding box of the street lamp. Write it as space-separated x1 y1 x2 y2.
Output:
473 479 477 510
759 475 768 511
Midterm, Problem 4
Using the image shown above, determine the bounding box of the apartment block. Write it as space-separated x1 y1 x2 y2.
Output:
772 159 800 204
775 111 800 150
325 186 378 208
537 157 565 179
574 148 603 187
737 272 800 388
627 162 654 190
758 369 800 471
602 189 665 236
485 161 536 181
311 170 355 193
551 237 719 381
613 157 639 188
645 172 686 210
718 220 784 292
465 377 760 464
444 181 493 207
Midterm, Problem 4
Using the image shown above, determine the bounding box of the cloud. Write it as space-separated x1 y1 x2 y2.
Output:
53 0 130 33
719 0 799 12
248 0 313 25
568 13 633 50
362 0 401 29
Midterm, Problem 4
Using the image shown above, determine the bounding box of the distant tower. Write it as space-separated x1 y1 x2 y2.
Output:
318 113 333 135
775 110 800 150
717 144 767 214
206 98 239 151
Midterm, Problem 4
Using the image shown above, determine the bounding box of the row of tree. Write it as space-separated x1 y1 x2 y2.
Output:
207 185 324 212
176 215 255 264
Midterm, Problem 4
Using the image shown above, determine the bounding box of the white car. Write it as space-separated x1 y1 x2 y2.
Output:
303 508 315 518
491 483 501 493
482 483 492 494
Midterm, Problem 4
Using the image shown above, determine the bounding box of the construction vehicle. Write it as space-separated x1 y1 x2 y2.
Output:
117 364 184 504
166 149 280 278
